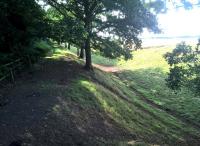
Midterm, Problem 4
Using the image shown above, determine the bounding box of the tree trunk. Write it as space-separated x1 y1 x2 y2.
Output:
79 43 84 59
83 2 92 70
77 48 80 56
84 36 92 70
68 43 71 50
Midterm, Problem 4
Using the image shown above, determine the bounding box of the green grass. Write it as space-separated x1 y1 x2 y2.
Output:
57 44 200 125
115 46 200 125
39 68 200 145
46 45 200 145
118 46 171 71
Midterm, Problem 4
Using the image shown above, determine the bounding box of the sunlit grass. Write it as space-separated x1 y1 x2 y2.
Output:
119 46 173 72
40 46 200 145
49 44 200 121
115 45 200 125
61 70 200 145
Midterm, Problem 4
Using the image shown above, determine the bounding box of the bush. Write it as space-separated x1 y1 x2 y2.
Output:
22 40 53 63
164 40 200 95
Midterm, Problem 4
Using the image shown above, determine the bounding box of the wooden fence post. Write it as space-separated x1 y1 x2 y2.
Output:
0 58 24 83
10 68 15 83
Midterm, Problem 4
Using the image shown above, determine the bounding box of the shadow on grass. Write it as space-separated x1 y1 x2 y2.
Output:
114 67 200 131
92 69 200 146
0 57 136 146
1 57 200 146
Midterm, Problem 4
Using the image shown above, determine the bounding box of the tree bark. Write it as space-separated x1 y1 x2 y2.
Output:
83 1 93 70
84 36 92 70
68 43 71 50
79 43 84 59
77 48 80 56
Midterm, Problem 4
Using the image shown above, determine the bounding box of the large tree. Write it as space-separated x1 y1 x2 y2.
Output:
44 0 160 69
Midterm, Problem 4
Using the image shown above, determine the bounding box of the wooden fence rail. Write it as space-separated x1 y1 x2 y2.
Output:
0 59 25 83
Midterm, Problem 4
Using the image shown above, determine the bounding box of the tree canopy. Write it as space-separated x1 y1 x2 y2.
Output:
1 0 199 69
0 0 49 64
43 0 160 69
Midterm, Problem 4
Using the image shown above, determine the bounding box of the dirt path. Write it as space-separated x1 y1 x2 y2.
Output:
93 64 121 73
0 58 133 146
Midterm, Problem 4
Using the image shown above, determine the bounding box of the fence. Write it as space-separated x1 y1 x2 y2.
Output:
0 59 25 83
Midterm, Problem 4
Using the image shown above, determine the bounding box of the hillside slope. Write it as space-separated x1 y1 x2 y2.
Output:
0 51 200 146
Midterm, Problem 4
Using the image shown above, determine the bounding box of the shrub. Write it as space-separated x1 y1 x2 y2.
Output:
164 40 200 95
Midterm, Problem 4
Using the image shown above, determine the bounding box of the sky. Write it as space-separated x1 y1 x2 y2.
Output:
142 0 200 38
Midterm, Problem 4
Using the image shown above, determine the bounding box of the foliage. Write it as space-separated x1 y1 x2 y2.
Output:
22 40 53 63
93 37 132 60
44 0 160 68
46 7 86 46
142 0 167 13
68 46 118 66
164 41 200 94
0 0 49 64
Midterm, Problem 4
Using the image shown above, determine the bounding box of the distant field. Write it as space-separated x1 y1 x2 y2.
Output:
141 37 199 47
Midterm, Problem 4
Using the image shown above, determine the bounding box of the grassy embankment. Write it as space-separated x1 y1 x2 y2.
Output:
44 46 200 145
69 45 200 126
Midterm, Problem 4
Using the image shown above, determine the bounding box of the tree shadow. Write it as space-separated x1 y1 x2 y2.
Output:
1 57 199 146
0 58 135 146
114 67 200 126
91 67 200 145
112 68 200 145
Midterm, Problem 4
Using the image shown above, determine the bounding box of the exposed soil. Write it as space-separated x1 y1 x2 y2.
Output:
93 64 121 73
0 58 135 146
